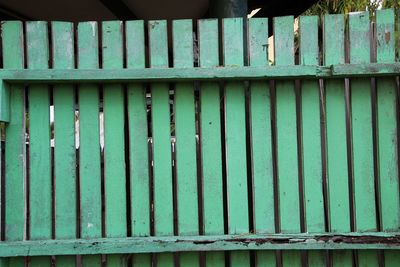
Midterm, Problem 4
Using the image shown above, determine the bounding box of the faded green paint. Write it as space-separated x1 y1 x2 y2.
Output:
1 63 400 84
52 21 77 267
0 232 399 257
198 19 225 267
349 11 378 267
1 14 400 267
149 20 174 267
323 14 352 267
126 20 151 267
376 9 400 267
223 17 250 267
2 21 25 267
26 21 52 267
77 21 102 267
299 15 326 267
274 15 301 267
102 21 128 267
248 17 276 267
173 19 200 267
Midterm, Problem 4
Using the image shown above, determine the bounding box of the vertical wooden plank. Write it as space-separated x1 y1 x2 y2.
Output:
299 15 326 267
102 21 127 267
2 21 26 267
52 21 77 267
125 20 151 267
349 11 378 267
26 21 51 267
375 9 400 267
273 16 301 267
173 19 199 267
198 19 225 267
223 17 250 267
149 20 174 267
323 14 352 267
78 21 102 267
248 17 276 267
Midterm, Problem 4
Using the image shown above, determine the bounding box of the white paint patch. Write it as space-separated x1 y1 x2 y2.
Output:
88 223 94 228
90 21 97 37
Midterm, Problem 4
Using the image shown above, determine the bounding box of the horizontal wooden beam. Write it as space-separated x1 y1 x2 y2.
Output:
0 232 399 257
0 63 398 84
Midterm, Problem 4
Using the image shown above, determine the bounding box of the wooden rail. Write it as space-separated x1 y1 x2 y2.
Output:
1 233 399 257
0 63 399 83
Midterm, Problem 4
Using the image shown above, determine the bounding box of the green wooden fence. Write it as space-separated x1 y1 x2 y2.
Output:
0 8 399 267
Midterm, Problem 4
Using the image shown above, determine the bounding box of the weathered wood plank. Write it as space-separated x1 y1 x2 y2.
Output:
349 11 378 267
375 9 400 267
52 21 77 267
248 17 276 267
0 232 399 257
323 14 352 267
1 63 400 83
26 21 52 267
102 21 127 267
223 17 250 267
173 19 200 267
273 15 301 267
299 15 326 267
149 20 174 267
77 21 102 267
198 19 225 267
125 20 151 267
2 20 26 267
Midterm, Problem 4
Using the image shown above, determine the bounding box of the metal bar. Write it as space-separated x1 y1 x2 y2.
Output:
0 232 399 257
0 63 398 84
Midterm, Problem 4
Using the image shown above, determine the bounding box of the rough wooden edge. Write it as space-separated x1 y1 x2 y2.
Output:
0 232 399 257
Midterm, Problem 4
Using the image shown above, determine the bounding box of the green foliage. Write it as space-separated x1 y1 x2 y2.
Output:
304 0 399 16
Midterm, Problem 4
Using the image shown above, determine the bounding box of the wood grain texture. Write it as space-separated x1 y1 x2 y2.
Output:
248 17 276 267
173 19 200 267
26 21 52 267
223 17 250 267
149 20 174 267
0 232 398 256
375 9 400 267
2 21 26 267
299 15 326 267
52 21 77 267
102 21 127 267
323 14 352 267
198 19 225 267
349 11 378 267
77 21 102 267
125 20 151 267
273 15 301 267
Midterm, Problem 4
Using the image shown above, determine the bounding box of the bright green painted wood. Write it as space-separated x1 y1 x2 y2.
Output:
77 21 102 267
102 21 127 267
299 15 326 267
52 21 77 267
2 21 25 267
323 14 352 267
26 21 52 267
198 19 225 267
375 9 400 267
223 18 250 267
149 20 174 267
248 17 276 267
126 20 151 267
273 15 301 267
173 19 200 267
349 11 378 267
